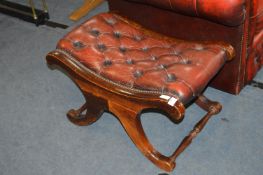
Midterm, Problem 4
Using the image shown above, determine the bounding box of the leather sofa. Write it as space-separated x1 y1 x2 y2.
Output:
107 0 263 94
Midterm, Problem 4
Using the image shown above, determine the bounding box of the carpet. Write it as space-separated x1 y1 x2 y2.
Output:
0 1 262 175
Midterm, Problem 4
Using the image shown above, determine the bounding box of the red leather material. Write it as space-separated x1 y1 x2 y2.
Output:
57 13 230 104
247 29 263 81
256 0 263 19
256 15 263 35
109 0 263 94
108 0 245 94
253 0 263 66
127 0 246 26
255 1 263 34
246 0 263 82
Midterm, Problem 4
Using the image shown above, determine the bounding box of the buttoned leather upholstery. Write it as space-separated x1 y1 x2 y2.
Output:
246 0 263 81
127 0 246 26
57 13 233 104
108 0 263 94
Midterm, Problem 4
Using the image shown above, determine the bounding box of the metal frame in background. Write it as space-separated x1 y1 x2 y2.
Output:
0 0 68 29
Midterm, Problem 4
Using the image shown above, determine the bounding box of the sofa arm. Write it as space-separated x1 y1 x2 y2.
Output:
127 0 246 26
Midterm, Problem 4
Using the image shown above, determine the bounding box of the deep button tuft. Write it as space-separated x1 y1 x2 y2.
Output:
58 13 230 104
158 64 167 69
113 31 121 38
195 45 204 51
183 60 192 64
119 46 127 53
103 59 112 66
167 73 177 82
73 41 85 49
151 56 157 61
134 35 142 41
133 70 143 78
142 47 149 51
173 51 182 56
126 58 134 65
97 44 107 52
105 18 116 25
90 29 100 37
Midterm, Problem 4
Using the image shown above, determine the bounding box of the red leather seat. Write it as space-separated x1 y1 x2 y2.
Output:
46 12 236 172
108 0 263 94
57 13 233 104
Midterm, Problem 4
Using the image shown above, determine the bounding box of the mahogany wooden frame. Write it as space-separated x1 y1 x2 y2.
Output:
46 50 223 172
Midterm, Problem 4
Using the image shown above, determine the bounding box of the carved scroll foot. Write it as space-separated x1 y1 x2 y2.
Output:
67 93 106 126
66 91 221 172
109 102 176 172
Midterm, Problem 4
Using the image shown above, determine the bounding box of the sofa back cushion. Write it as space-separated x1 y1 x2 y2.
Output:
127 0 246 26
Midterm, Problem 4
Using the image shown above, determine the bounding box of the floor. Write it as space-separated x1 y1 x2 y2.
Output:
0 1 263 175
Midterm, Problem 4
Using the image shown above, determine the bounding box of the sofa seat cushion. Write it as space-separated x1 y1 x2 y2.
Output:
127 0 246 26
57 13 234 104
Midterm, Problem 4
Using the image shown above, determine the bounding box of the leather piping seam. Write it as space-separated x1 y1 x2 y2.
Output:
237 9 248 91
235 18 245 92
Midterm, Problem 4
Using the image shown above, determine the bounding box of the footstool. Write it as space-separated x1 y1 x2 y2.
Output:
46 12 234 172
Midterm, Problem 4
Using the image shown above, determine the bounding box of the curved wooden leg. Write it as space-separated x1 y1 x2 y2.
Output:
67 93 106 126
109 95 222 172
109 102 175 172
